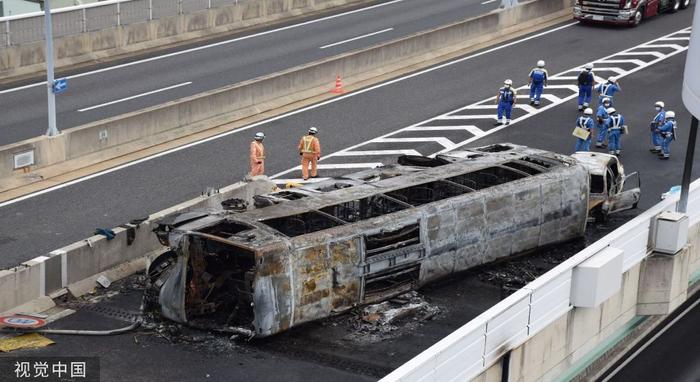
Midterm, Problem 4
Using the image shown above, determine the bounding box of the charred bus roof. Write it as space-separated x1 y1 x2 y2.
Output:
149 143 588 337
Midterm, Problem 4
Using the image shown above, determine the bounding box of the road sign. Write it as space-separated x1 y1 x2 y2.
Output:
0 315 47 329
52 78 67 94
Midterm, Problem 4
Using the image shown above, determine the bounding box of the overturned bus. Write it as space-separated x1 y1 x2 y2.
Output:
146 144 589 337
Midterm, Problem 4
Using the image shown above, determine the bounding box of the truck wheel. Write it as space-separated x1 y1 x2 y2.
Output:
632 8 644 26
670 0 679 12
680 0 690 9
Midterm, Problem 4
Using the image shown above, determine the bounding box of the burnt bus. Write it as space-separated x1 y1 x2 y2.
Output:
147 144 589 337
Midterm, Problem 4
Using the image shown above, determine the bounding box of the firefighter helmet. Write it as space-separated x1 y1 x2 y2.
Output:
308 127 318 134
584 108 593 116
254 132 265 140
665 111 675 119
537 60 545 68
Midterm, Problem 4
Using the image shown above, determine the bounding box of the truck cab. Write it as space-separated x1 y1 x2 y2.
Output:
572 152 641 221
574 0 690 26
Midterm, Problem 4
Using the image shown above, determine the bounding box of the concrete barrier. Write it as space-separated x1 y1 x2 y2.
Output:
0 176 276 314
0 0 375 80
381 179 700 382
0 0 574 192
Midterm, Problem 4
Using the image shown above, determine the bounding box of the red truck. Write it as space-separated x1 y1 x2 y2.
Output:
574 0 691 26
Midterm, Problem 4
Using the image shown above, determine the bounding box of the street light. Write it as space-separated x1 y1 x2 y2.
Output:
679 4 700 213
44 0 59 137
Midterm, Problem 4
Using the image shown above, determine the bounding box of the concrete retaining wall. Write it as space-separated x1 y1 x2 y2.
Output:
0 0 574 192
0 176 276 314
0 0 374 80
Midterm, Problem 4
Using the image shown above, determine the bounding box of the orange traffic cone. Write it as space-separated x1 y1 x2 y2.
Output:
330 75 345 94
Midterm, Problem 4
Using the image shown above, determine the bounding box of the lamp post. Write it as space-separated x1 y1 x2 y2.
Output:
44 0 59 137
678 4 700 213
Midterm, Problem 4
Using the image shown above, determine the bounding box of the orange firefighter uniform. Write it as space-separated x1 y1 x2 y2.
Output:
249 140 265 176
298 134 321 180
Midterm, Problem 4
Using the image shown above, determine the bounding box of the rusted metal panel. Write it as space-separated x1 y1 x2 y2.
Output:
147 143 592 338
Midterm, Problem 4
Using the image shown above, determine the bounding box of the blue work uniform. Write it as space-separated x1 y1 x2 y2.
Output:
595 105 609 147
650 109 665 152
496 86 517 124
575 115 594 152
577 70 594 109
596 82 621 106
657 119 676 158
606 113 625 155
529 68 548 105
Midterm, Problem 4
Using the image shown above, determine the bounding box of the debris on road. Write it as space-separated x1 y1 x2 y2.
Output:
0 333 54 352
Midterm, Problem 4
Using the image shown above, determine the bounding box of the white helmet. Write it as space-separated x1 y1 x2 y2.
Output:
308 126 318 134
665 111 675 119
537 60 545 68
254 132 265 140
584 108 593 115
584 63 594 70
606 107 616 114
608 76 617 83
504 79 513 86
602 97 611 105
655 101 665 108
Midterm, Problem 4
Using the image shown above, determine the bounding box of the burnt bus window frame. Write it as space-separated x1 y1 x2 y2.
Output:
447 166 529 191
500 161 545 176
384 179 472 207
319 194 410 223
259 211 345 237
198 220 254 239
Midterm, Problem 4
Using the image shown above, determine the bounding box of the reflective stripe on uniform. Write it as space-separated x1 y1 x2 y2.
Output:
301 136 315 153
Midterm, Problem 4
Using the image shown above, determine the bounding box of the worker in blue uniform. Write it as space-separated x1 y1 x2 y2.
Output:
528 60 548 106
595 98 611 148
494 79 517 126
649 101 665 153
605 107 624 156
575 108 594 152
655 110 676 160
577 63 594 111
595 77 622 106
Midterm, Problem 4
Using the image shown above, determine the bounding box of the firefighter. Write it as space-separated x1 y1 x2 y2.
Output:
575 108 594 152
595 97 612 148
298 127 321 180
577 63 595 111
605 108 624 156
656 110 676 160
528 60 548 106
494 79 517 126
649 101 665 153
249 132 265 176
595 77 622 106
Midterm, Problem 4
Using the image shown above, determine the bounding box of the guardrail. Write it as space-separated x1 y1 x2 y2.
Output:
0 177 276 314
0 0 251 48
382 178 700 382
0 0 574 192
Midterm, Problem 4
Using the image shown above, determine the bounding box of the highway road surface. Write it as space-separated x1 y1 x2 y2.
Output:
0 0 500 145
0 6 697 270
0 4 698 382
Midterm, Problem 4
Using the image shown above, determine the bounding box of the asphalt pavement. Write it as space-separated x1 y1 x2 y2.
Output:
1 7 697 270
608 294 700 382
0 0 500 145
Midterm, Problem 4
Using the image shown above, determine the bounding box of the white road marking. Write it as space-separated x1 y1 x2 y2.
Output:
320 28 394 49
601 297 700 382
0 0 405 95
0 21 581 208
481 0 497 4
616 51 665 58
335 149 422 156
404 125 486 137
275 26 692 181
77 82 192 112
374 137 456 149
659 37 690 41
595 59 647 66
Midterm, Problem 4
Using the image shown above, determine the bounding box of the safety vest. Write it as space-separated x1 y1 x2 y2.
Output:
301 136 316 153
577 116 592 130
499 87 515 104
609 115 622 130
253 142 265 159
601 83 615 96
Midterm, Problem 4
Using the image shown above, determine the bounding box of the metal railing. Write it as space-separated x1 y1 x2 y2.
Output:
0 0 247 48
381 178 700 382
